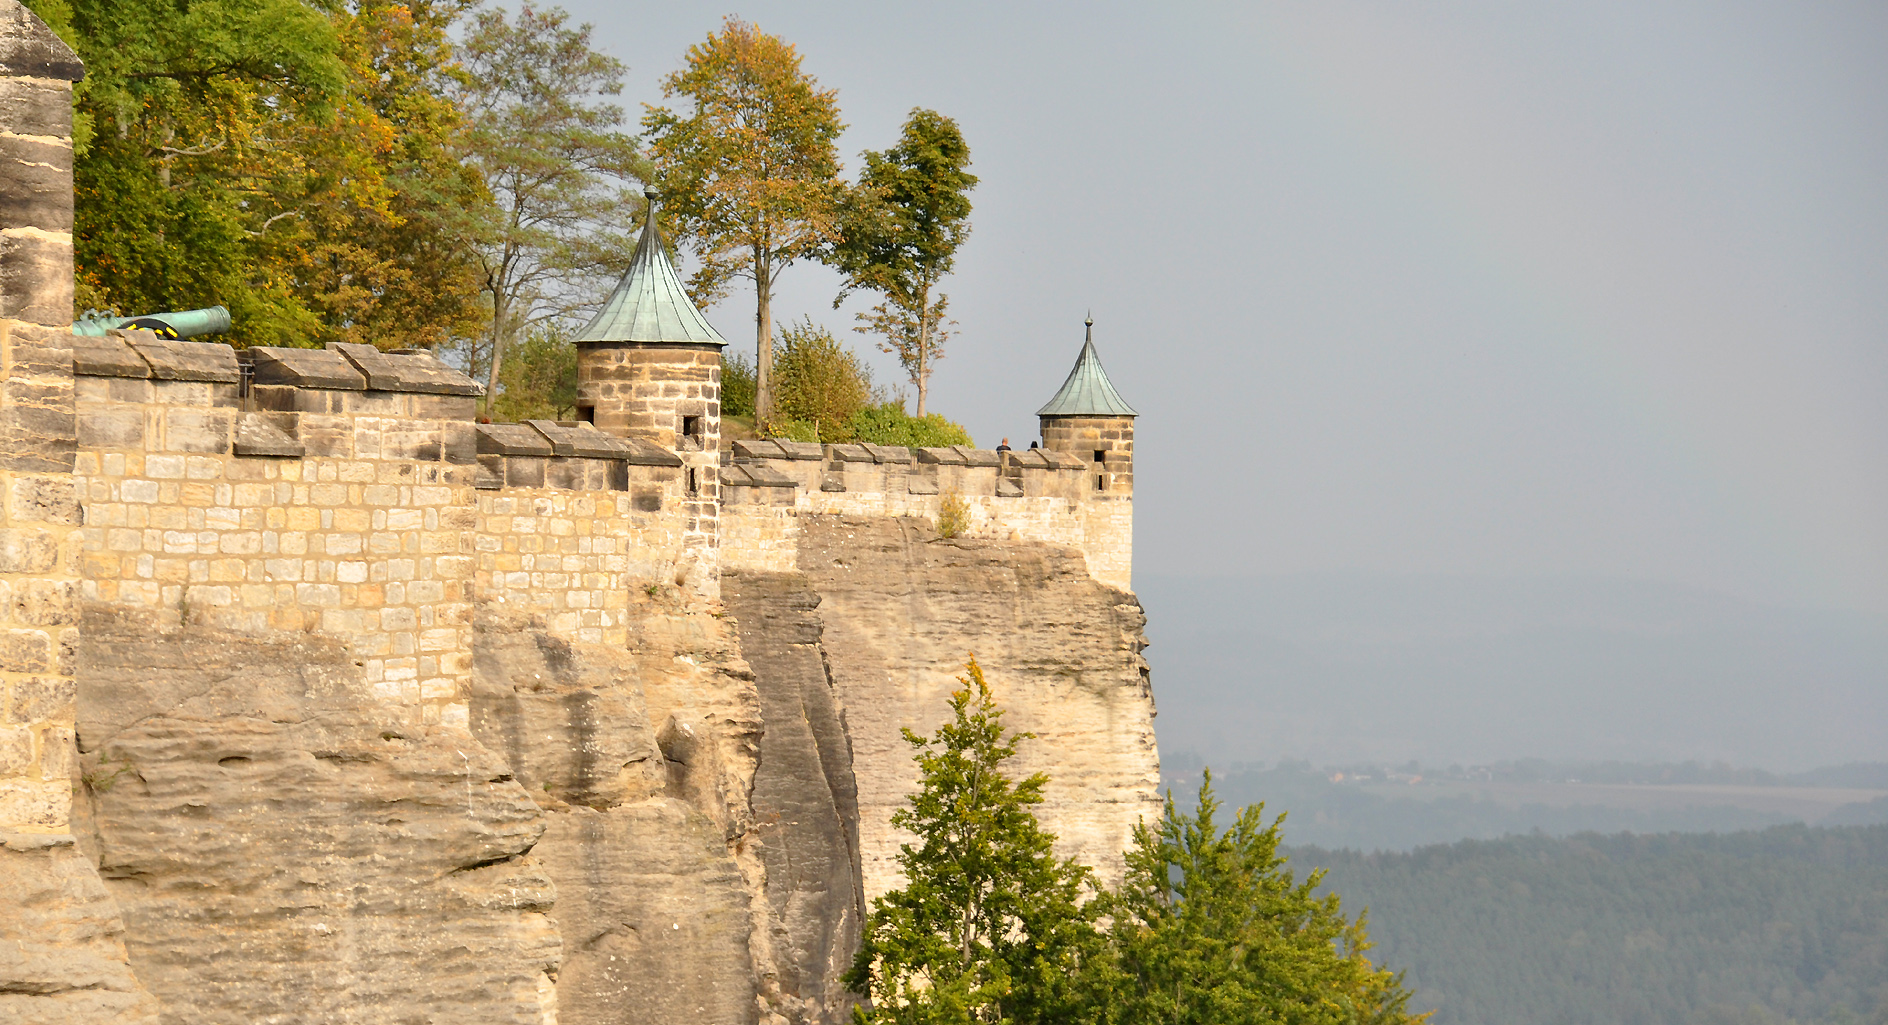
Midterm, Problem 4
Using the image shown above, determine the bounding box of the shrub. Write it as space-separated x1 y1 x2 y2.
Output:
848 401 973 448
493 326 577 421
936 490 969 539
721 350 757 418
771 318 871 441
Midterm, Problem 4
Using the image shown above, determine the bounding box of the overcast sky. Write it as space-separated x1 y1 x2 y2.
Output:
552 2 1888 766
560 0 1886 623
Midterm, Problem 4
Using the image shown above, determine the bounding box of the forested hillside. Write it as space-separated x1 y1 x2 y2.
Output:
1299 825 1888 1025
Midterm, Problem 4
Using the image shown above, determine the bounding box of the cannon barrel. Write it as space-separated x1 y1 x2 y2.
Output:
73 306 231 339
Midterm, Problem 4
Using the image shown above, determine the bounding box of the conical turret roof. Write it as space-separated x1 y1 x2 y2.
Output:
574 194 727 346
1036 316 1137 418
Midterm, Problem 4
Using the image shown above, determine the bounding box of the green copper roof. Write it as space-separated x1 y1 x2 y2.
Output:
1036 317 1138 418
574 195 726 347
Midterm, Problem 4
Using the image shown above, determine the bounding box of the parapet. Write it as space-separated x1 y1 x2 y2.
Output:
719 439 1095 505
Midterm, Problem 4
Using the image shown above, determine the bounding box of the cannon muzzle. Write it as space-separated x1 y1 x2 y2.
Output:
73 306 232 340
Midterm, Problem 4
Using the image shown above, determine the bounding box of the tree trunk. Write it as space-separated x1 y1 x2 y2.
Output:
915 285 930 418
755 255 774 424
485 290 506 418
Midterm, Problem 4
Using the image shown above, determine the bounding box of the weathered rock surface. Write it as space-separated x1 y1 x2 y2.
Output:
725 571 864 1025
470 606 762 1025
0 832 158 1025
73 606 561 1025
794 515 1160 899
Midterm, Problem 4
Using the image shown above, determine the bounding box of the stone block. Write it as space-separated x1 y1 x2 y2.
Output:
233 413 304 458
163 407 233 453
863 444 914 464
0 75 74 137
622 436 684 468
0 229 70 326
819 473 846 493
915 447 966 465
995 478 1024 498
0 628 50 672
741 464 798 489
406 394 477 420
123 333 240 383
329 341 482 395
71 332 149 378
953 446 1001 467
0 526 56 573
826 443 872 463
475 423 552 457
0 131 71 232
1008 448 1050 469
731 438 784 460
8 474 75 524
773 440 824 461
474 456 504 490
906 476 939 496
246 346 366 389
504 457 547 489
0 3 85 81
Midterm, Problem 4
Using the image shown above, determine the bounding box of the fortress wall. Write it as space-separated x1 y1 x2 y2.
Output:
473 479 684 648
72 368 481 729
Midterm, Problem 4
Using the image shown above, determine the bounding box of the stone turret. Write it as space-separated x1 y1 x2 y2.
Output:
1037 315 1137 496
572 192 728 593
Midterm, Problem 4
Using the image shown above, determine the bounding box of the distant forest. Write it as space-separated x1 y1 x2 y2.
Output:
1162 761 1888 851
1298 825 1888 1025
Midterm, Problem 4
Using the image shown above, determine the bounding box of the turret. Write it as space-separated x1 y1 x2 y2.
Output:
1037 315 1137 497
572 191 727 457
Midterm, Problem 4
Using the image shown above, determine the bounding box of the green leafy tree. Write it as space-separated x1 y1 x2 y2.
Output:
491 325 577 421
643 17 845 422
829 109 977 417
35 0 485 348
848 657 1103 1024
1098 772 1423 1025
459 2 643 410
721 350 758 419
771 318 872 443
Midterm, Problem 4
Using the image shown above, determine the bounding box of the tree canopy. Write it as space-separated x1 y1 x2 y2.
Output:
643 17 845 422
829 108 976 417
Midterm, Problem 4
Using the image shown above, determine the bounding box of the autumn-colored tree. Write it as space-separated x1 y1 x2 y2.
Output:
643 17 845 421
457 2 643 411
35 0 486 348
829 109 976 417
770 318 872 442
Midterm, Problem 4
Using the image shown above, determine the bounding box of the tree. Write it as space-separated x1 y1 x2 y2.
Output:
828 109 977 417
491 325 577 422
848 657 1103 1024
771 318 872 443
459 2 643 411
1098 772 1423 1025
643 17 845 422
35 0 487 349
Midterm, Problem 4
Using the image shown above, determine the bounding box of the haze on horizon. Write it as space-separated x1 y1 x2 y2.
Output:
556 1 1888 770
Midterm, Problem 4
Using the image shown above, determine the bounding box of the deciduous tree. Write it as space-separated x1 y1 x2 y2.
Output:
828 109 976 417
847 657 1103 1024
643 17 845 422
458 1 642 410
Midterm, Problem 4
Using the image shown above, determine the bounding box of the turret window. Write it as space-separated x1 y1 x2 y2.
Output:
1093 449 1106 464
682 415 702 440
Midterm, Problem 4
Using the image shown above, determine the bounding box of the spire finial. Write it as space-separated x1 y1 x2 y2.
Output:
642 188 659 230
1084 311 1094 342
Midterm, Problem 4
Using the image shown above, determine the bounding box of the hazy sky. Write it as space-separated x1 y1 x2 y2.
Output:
559 0 1887 625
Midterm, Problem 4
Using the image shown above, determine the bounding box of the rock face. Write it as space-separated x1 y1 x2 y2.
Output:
792 515 1161 899
0 833 158 1025
73 607 561 1025
725 571 864 1025
469 605 764 1025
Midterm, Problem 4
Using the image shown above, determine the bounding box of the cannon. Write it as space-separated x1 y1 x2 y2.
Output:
73 305 231 340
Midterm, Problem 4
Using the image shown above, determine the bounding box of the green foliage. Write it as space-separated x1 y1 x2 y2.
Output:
1096 772 1423 1025
769 318 872 443
721 351 757 418
935 491 970 540
644 16 846 419
37 0 486 348
491 326 577 422
848 402 974 448
1301 825 1888 1025
849 658 1103 1024
828 108 977 416
458 2 644 405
